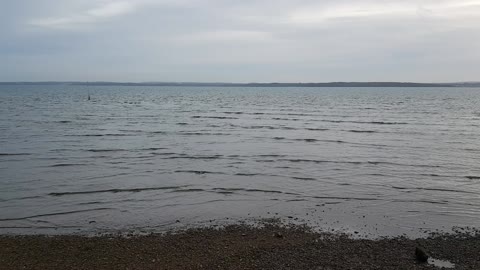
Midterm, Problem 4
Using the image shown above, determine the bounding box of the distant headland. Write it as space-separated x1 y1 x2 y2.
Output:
1 81 479 87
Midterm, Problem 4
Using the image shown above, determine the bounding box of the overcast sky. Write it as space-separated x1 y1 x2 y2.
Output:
1 0 479 82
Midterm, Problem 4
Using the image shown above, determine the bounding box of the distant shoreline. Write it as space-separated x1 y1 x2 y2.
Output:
1 81 479 87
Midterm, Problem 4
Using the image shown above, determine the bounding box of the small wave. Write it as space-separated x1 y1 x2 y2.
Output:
463 148 480 152
234 173 258 176
164 155 223 160
285 113 314 116
67 134 134 137
366 161 441 168
50 163 88 167
176 122 189 125
272 117 300 121
311 196 380 201
0 208 112 222
291 177 316 181
257 154 287 158
82 173 132 182
391 186 477 194
192 116 238 119
118 129 144 133
290 138 348 144
256 159 275 163
237 125 297 131
0 226 76 229
345 130 377 133
87 149 126 152
296 138 319 143
151 152 181 156
420 173 443 177
49 186 187 196
213 187 285 194
104 134 135 137
278 159 439 168
223 111 244 114
465 176 480 180
319 119 408 125
305 128 329 131
170 188 205 193
144 147 168 151
78 201 104 206
178 132 230 136
215 190 235 194
244 125 276 130
213 187 245 192
422 187 476 194
279 159 362 165
0 195 43 202
263 137 390 148
175 170 226 175
393 199 448 205
0 153 31 156
368 121 407 125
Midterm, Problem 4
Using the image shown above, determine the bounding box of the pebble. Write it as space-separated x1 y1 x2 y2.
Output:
415 247 429 262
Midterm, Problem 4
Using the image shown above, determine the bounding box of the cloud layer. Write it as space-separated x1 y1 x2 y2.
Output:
1 0 479 82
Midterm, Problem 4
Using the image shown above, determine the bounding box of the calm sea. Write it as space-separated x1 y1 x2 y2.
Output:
1 86 479 236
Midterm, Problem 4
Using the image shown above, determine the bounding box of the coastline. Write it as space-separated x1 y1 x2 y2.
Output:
1 222 478 269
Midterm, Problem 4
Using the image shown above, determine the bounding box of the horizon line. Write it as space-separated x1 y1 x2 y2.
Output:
0 80 478 84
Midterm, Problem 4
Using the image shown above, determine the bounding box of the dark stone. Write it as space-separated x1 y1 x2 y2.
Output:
415 247 429 262
274 232 283 238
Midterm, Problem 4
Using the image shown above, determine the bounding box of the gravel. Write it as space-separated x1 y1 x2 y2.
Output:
1 223 479 269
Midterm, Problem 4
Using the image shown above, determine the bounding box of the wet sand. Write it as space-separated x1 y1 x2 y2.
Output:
1 223 478 270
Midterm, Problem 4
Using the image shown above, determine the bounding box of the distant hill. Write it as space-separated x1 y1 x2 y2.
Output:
451 82 480 87
1 81 479 87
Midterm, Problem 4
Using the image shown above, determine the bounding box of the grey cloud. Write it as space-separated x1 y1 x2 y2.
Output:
1 0 479 82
